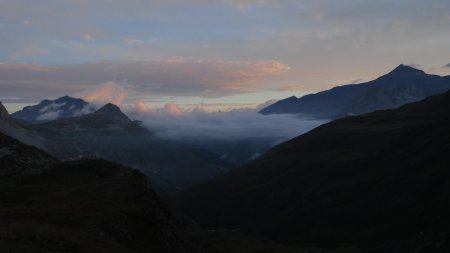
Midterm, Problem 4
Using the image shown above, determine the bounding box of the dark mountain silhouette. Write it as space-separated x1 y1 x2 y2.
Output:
11 96 95 123
28 103 228 197
0 130 204 253
260 64 450 119
174 90 450 252
32 103 146 133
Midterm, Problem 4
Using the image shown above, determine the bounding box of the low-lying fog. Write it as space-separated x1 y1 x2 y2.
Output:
76 82 328 166
130 104 327 166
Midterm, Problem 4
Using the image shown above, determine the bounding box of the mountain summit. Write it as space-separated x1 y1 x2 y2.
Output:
33 102 144 133
11 96 94 123
95 103 123 114
260 65 450 118
91 103 131 123
382 64 428 78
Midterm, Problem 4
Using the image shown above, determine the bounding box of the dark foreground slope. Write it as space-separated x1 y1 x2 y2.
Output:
0 132 201 253
175 91 450 252
0 121 355 253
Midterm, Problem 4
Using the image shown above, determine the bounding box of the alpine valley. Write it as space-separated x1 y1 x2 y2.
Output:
2 65 450 253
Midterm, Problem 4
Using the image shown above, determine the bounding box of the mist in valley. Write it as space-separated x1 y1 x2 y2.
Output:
129 102 327 166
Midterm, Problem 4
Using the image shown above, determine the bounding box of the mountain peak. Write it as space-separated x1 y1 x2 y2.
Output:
96 103 121 113
11 96 92 123
384 64 426 78
93 103 130 121
259 64 450 118
55 95 77 101
286 96 298 101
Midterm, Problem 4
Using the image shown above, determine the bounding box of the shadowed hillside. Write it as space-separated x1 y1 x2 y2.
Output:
0 124 357 253
175 90 450 252
0 131 202 253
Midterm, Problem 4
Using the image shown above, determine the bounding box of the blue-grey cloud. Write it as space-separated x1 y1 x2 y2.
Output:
126 100 327 163
134 105 326 145
1 0 450 65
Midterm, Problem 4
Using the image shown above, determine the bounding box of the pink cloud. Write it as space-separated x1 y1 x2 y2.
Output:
74 81 129 106
134 99 151 113
163 102 183 116
0 60 291 102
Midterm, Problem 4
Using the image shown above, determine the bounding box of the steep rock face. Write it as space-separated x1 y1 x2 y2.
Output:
175 90 450 252
260 64 450 119
11 96 94 123
0 102 10 120
0 102 46 148
0 131 202 253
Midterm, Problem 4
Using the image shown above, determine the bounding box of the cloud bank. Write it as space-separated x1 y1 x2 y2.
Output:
0 60 290 103
131 102 326 144
35 101 67 121
126 102 326 164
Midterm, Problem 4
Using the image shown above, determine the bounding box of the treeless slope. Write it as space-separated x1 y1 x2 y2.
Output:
0 132 201 253
174 91 450 252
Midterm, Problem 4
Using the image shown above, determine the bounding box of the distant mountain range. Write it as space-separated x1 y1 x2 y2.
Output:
9 96 297 169
11 95 95 123
260 64 450 119
2 101 229 196
175 90 450 252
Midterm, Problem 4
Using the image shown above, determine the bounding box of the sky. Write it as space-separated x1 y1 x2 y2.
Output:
1 0 450 112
